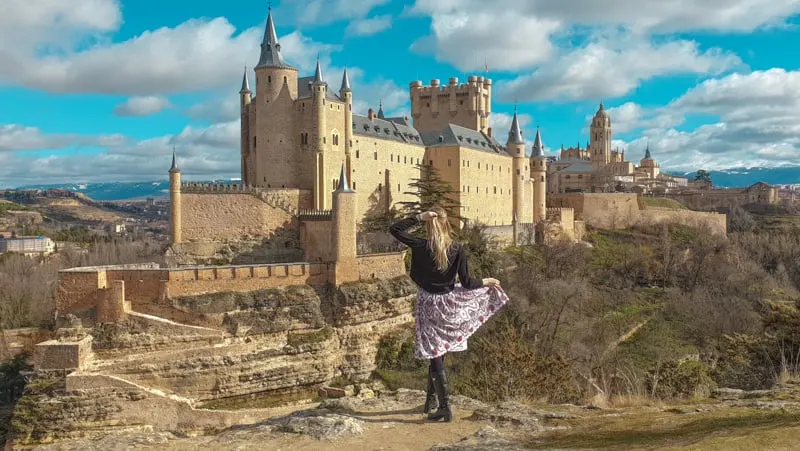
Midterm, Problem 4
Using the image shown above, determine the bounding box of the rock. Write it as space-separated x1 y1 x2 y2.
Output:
357 387 375 400
431 426 525 451
711 388 746 400
320 387 347 398
267 410 365 440
468 401 542 429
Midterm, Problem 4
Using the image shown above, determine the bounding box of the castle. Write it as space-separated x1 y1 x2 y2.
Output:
236 7 547 228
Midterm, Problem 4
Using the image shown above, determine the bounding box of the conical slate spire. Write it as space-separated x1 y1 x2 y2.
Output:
340 66 351 92
532 127 544 157
377 101 385 119
313 57 325 84
169 148 180 173
335 162 352 193
644 142 652 160
507 107 524 145
240 66 250 93
256 7 291 69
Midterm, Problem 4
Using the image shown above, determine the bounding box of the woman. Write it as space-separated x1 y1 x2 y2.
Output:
389 207 508 423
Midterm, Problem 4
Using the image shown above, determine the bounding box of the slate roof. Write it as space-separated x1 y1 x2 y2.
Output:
255 9 295 70
297 76 342 101
352 114 424 145
553 159 595 173
420 123 506 155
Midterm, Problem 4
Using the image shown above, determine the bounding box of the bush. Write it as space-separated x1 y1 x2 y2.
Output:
646 360 716 400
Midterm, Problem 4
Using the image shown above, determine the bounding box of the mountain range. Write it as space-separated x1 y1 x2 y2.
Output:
9 166 799 201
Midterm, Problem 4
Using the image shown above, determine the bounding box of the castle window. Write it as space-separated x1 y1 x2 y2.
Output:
460 100 463 105
404 156 407 164
541 176 544 182
284 76 287 83
323 137 326 144
390 154 393 162
374 152 378 160
333 179 337 189
417 158 420 164
517 169 520 175
378 183 382 191
268 75 272 83
397 183 400 192
356 150 360 158
352 181 356 189
494 186 497 194
478 162 481 169
448 159 452 167
486 187 488 194
429 160 433 165
253 136 257 148
427 103 430 107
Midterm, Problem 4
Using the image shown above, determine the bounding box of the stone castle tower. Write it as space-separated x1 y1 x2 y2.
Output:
409 76 492 133
168 149 182 246
531 128 547 223
589 102 612 170
507 108 528 222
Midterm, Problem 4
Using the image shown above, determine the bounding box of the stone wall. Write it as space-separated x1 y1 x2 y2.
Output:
299 218 334 262
164 263 331 298
637 207 727 235
180 192 297 242
549 193 640 229
356 252 406 281
1 328 51 359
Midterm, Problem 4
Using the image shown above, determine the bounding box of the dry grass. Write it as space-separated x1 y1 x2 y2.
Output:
528 407 800 450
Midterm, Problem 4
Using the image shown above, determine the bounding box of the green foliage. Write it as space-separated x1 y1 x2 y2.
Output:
0 354 30 405
53 226 96 244
454 222 497 280
694 169 712 185
646 360 717 400
398 163 460 218
0 202 30 217
375 325 424 372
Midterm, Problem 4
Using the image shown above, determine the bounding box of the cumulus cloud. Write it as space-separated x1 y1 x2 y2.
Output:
345 15 393 36
497 35 742 102
0 121 240 186
113 96 172 117
0 125 126 152
610 69 800 170
281 0 390 26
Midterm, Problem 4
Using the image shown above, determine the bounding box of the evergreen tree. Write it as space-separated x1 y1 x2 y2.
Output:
694 169 713 186
399 163 460 218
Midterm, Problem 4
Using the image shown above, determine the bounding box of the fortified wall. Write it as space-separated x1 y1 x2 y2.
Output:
548 193 727 235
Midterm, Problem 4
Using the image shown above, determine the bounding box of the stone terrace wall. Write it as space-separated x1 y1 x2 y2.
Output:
637 207 727 235
1 328 51 359
164 263 330 298
549 193 640 229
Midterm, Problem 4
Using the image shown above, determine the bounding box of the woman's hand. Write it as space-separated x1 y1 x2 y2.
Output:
418 211 438 221
482 277 501 288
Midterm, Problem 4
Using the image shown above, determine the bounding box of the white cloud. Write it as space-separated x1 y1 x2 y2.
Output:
410 11 560 72
0 121 241 186
610 69 800 170
0 125 126 152
281 0 390 26
497 35 742 102
113 96 171 117
345 15 393 36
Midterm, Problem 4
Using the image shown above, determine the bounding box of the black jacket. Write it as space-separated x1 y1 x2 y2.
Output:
389 216 483 294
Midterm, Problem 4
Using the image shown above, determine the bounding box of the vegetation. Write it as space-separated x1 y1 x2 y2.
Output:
640 197 688 210
378 216 800 405
399 163 460 219
694 169 713 186
0 202 30 217
0 354 31 447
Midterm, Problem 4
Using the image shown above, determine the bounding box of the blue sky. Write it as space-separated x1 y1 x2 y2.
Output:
0 0 799 187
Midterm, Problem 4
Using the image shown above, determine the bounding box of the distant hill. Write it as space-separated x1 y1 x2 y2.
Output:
11 166 798 201
673 166 800 187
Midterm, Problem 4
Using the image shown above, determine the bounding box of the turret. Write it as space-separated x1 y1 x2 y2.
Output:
340 67 353 187
240 67 252 185
253 6 298 103
312 57 328 210
409 75 492 133
530 128 547 225
507 108 527 223
239 66 252 107
332 163 358 285
168 149 182 246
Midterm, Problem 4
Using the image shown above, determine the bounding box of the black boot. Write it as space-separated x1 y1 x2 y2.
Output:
423 366 438 414
427 369 452 422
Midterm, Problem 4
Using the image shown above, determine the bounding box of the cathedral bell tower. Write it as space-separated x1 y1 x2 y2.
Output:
589 102 612 170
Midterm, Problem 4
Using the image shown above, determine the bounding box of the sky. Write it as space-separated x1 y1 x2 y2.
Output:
0 0 799 187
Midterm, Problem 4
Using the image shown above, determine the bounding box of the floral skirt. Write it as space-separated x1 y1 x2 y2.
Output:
414 285 509 360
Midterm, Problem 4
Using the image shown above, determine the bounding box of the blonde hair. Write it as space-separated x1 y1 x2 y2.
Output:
426 207 453 271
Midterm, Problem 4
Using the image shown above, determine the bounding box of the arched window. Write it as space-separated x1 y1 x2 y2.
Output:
268 75 272 83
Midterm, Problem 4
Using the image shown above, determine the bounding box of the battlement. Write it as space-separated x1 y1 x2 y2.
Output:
180 182 255 194
409 75 492 93
547 207 575 220
298 209 333 221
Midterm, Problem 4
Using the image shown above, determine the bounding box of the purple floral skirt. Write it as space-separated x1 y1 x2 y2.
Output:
414 285 509 360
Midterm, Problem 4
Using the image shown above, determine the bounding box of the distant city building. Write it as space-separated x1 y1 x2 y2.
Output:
0 236 56 256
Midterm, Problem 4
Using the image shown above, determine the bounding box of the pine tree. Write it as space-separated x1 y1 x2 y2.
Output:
694 169 712 186
399 163 460 218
